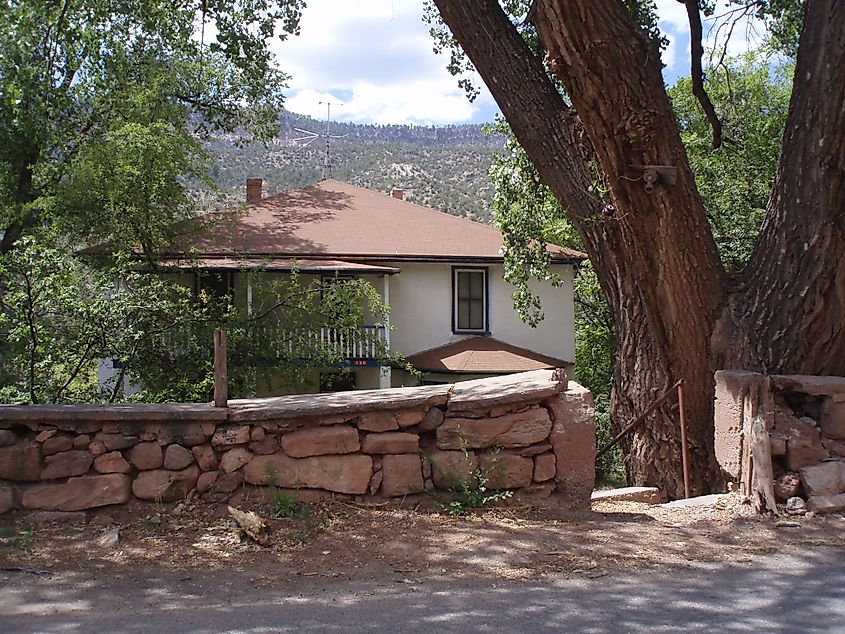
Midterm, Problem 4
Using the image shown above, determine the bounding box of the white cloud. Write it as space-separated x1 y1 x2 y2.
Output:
272 0 496 125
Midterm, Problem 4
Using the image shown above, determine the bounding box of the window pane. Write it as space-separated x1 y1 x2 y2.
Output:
470 272 483 299
457 272 471 299
458 299 470 328
469 299 483 330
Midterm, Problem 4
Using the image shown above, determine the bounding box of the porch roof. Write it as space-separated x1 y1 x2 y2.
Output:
154 257 400 275
405 336 572 374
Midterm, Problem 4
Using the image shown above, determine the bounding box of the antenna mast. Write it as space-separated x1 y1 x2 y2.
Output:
290 101 346 180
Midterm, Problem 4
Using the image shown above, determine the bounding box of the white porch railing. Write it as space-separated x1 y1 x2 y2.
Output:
251 324 388 361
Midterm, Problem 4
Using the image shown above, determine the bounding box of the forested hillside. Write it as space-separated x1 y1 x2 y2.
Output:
206 110 504 221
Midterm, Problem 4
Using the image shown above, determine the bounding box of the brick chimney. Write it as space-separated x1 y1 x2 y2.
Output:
391 187 404 200
246 178 263 204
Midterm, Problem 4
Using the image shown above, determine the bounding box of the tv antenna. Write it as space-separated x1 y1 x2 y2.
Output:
291 101 347 179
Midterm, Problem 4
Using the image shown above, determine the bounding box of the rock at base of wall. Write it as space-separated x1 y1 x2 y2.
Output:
546 386 596 502
132 466 200 502
220 447 253 474
281 424 360 458
41 450 93 480
22 474 131 511
196 471 218 494
0 484 14 514
533 453 556 483
362 432 419 455
381 454 424 497
800 460 845 497
243 454 372 495
436 409 552 450
478 452 533 489
0 440 42 481
427 450 478 491
249 435 279 455
807 493 845 513
42 435 73 456
774 472 802 501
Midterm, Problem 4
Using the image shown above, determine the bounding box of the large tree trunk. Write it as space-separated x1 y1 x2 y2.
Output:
433 0 845 497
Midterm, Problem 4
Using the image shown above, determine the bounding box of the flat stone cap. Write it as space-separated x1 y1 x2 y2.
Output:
0 402 228 423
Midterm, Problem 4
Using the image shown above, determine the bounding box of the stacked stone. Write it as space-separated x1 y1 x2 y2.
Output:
0 370 597 514
715 371 845 514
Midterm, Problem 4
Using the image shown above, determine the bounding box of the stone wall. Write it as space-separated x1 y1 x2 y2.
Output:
714 370 845 514
0 370 595 515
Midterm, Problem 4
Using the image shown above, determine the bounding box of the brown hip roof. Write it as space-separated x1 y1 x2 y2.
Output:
405 336 571 374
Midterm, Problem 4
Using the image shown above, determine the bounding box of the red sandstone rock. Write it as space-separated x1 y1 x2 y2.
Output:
126 442 163 470
281 425 359 458
163 444 195 470
243 454 372 495
212 425 251 447
0 430 17 447
395 408 425 428
546 385 596 502
519 442 554 457
774 472 802 501
800 460 845 497
131 465 200 502
72 435 91 449
357 411 399 432
381 454 423 496
35 429 57 443
42 435 73 456
41 450 93 480
0 440 42 481
211 471 243 494
437 408 552 450
418 407 446 432
87 441 107 457
250 427 265 442
93 451 132 474
22 474 131 511
807 492 845 513
249 435 279 455
361 432 419 455
368 469 383 495
220 447 253 474
478 452 533 489
191 445 218 471
427 450 478 490
823 438 845 457
0 484 14 514
533 453 556 482
201 422 217 436
94 433 138 451
774 415 830 471
821 398 845 440
196 471 217 494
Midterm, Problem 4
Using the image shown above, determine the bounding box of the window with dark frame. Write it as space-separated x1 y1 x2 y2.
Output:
454 268 487 332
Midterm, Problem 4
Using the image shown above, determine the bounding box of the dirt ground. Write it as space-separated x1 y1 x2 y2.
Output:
1 492 843 589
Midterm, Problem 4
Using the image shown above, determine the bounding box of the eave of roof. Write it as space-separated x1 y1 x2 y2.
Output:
152 257 400 275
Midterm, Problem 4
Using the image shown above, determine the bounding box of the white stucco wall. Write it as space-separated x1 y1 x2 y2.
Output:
384 261 575 363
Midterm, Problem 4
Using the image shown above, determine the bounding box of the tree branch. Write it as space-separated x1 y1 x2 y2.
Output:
680 0 723 148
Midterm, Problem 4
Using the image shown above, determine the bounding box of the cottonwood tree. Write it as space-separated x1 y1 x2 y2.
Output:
431 0 844 496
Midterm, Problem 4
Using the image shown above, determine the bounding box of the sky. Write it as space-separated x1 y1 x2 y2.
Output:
273 0 764 126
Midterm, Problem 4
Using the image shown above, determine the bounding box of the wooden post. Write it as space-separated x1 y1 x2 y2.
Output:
213 328 228 408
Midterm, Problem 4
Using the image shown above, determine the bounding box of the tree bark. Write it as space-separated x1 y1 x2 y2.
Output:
433 0 845 497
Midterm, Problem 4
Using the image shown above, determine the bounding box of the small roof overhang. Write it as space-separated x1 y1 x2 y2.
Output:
151 257 400 275
405 336 572 374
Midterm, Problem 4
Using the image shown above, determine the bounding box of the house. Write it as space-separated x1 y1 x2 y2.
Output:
118 178 585 394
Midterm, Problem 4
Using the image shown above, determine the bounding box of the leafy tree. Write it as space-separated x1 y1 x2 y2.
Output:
0 0 305 254
430 0 843 498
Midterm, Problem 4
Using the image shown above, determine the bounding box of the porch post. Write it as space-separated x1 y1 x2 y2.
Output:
379 274 392 389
